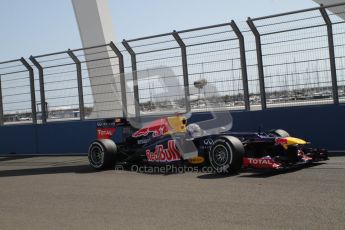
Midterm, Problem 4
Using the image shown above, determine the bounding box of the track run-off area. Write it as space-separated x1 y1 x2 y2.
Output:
0 155 344 230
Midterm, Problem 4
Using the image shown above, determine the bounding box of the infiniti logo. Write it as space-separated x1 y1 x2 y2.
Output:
204 139 214 145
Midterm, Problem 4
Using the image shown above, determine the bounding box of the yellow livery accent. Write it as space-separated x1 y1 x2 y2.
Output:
281 137 307 149
188 156 205 165
285 137 307 145
167 116 187 133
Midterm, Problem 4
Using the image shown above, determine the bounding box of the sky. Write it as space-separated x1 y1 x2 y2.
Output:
0 0 319 62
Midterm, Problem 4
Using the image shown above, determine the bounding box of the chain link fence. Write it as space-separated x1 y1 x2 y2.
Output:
0 2 344 125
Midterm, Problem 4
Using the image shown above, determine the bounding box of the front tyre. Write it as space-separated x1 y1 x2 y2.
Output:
88 139 117 170
209 136 244 174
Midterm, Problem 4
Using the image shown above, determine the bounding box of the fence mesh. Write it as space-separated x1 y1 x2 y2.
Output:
0 60 33 124
253 8 334 108
0 3 345 125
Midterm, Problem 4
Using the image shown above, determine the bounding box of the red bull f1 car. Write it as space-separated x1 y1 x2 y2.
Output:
88 115 328 173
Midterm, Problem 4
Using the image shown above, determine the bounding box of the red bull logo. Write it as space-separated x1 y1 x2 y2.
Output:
146 140 181 162
132 125 168 138
276 138 288 145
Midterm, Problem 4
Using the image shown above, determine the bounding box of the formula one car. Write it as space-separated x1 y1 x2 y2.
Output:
88 115 328 173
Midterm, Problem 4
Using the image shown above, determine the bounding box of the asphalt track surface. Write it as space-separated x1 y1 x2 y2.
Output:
0 155 344 230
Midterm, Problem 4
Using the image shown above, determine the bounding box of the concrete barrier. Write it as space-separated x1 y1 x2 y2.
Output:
1 104 344 155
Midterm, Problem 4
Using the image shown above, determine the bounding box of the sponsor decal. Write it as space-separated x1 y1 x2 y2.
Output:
276 138 288 145
97 128 116 139
97 121 116 127
188 156 205 165
243 157 277 169
248 158 273 165
146 140 181 162
137 139 150 145
132 125 168 138
203 139 214 145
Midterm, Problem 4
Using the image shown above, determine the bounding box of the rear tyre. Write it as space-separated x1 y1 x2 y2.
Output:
269 129 290 138
209 136 244 174
88 139 117 170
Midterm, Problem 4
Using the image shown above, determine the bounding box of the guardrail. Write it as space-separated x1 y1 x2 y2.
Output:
0 2 344 125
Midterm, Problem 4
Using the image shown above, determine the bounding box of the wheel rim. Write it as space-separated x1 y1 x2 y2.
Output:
89 144 104 168
209 143 233 173
212 145 229 166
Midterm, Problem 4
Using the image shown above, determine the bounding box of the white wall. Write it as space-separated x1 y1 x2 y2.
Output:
71 0 123 118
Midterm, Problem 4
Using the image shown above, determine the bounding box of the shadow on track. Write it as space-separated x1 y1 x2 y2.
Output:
238 163 324 178
115 163 205 176
197 172 238 179
0 156 327 179
197 163 325 179
0 155 35 162
0 165 97 177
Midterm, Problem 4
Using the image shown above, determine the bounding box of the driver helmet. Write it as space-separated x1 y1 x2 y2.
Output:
186 123 204 137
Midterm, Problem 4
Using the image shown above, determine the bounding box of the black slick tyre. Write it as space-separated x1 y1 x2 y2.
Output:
88 139 117 170
208 136 244 174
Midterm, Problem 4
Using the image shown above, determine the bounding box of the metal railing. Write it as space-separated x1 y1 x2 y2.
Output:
0 2 344 125
0 58 36 125
247 3 345 109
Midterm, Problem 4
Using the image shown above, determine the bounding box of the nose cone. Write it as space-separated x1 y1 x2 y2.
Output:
276 137 307 146
286 137 307 145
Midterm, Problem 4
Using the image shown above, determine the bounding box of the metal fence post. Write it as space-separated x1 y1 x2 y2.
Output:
320 5 339 105
230 20 250 111
247 18 267 110
20 58 37 124
122 39 140 118
67 49 85 120
30 56 47 124
172 30 191 113
0 75 3 125
109 41 127 117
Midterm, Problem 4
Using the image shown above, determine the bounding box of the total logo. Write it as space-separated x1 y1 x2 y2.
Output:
243 157 280 169
248 158 273 165
97 130 113 136
97 128 116 139
146 140 181 162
